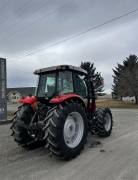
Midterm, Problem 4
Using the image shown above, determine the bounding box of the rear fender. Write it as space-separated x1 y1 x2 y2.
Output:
50 93 86 109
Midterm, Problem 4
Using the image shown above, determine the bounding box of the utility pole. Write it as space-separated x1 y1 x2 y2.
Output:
0 58 7 121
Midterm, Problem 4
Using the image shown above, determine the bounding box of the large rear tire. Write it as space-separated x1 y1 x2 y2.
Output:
95 108 113 137
47 100 88 160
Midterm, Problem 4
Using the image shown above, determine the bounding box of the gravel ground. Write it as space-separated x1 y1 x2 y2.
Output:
0 109 138 180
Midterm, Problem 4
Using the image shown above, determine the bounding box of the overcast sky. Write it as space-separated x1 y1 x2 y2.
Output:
0 0 138 92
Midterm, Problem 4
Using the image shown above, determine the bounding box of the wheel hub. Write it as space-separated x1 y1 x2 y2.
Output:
64 118 76 140
104 113 111 131
63 112 84 148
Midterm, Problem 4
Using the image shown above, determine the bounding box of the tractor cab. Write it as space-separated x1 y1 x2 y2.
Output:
34 65 88 101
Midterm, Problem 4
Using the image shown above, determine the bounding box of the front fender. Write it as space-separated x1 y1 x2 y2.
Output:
19 96 37 104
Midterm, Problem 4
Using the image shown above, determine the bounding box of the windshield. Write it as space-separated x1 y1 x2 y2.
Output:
37 73 56 98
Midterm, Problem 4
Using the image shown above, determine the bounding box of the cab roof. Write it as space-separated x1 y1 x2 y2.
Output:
34 65 87 75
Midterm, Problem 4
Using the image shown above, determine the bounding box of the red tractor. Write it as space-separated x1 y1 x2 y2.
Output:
11 65 113 160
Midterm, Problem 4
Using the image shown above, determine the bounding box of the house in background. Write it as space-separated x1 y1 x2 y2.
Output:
122 96 135 102
7 87 35 103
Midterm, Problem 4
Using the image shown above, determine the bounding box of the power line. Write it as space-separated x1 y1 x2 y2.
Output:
9 7 138 61
0 0 74 42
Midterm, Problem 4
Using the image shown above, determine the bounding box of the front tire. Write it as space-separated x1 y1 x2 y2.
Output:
47 100 88 160
95 108 113 137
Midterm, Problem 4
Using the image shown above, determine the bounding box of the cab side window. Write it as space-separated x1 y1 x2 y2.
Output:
73 74 87 97
58 71 73 94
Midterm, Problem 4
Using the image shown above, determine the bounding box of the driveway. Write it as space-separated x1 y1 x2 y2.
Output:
0 109 138 180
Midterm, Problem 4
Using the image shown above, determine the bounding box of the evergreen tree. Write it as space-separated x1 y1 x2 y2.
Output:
81 62 104 94
112 55 138 104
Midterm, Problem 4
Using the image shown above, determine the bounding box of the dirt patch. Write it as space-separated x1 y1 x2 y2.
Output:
96 99 138 109
100 149 106 153
89 140 102 148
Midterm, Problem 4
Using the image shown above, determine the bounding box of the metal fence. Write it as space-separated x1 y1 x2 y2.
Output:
0 58 7 120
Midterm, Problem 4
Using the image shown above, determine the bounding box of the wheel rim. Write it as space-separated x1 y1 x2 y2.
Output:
63 112 84 148
104 113 112 131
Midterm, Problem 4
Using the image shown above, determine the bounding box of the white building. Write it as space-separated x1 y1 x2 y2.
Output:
122 96 136 102
7 87 35 103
